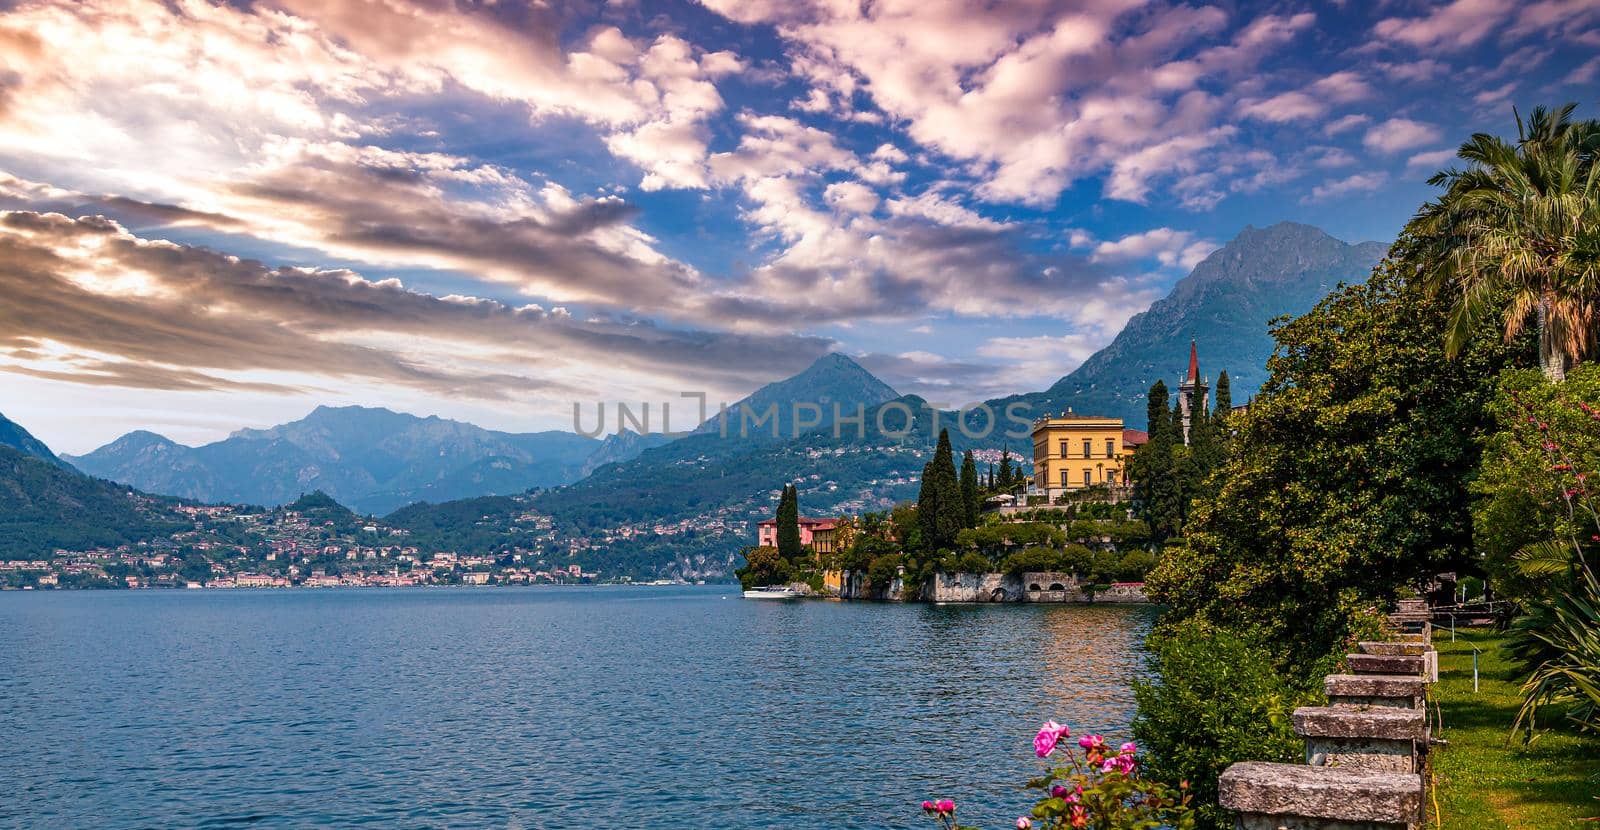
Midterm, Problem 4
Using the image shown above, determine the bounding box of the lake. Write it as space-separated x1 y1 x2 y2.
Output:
0 586 1157 829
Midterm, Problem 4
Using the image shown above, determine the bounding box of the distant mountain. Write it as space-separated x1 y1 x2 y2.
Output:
995 222 1386 429
0 411 73 470
66 406 606 514
694 352 900 440
581 429 675 477
0 444 184 557
401 223 1389 580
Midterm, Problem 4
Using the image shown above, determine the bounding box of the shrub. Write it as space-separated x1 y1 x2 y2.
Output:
866 553 904 592
953 551 993 574
1001 547 1064 576
736 545 792 591
1132 620 1314 830
1114 549 1158 582
921 723 1192 830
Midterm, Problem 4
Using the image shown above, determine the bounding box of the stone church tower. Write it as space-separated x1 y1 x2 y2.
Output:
1177 340 1208 444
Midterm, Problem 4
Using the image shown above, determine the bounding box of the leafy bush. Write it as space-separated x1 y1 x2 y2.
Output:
1001 547 1064 575
1114 549 1158 582
952 551 993 574
1506 569 1600 737
866 553 904 592
1132 621 1314 829
921 724 1192 830
735 545 791 590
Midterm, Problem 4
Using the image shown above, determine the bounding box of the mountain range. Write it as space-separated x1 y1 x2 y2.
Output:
65 406 609 515
0 411 72 469
9 221 1390 575
989 222 1387 423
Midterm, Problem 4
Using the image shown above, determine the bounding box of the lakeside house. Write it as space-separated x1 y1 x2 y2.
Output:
755 516 838 554
1028 412 1144 502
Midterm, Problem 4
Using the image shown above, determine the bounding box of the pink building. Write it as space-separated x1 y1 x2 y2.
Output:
756 517 839 553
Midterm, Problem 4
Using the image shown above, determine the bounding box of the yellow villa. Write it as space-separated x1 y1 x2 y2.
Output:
1030 410 1145 500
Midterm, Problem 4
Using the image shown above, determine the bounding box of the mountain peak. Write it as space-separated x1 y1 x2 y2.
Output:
0 411 74 470
694 352 899 438
1030 221 1387 428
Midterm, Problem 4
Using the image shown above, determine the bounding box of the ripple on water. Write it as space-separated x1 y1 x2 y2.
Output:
0 586 1156 829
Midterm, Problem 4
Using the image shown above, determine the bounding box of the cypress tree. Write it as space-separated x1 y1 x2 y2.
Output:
959 450 979 528
1213 371 1232 422
998 448 1014 490
987 463 996 491
1134 381 1183 543
776 484 802 561
917 460 939 553
927 429 963 550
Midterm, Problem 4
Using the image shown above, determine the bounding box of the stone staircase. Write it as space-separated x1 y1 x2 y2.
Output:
1219 599 1436 829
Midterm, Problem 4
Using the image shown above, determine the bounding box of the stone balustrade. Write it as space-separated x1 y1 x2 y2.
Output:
1219 601 1439 829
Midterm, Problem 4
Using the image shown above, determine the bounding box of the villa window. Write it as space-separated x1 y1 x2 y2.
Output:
1082 439 1092 457
1083 469 1092 486
1059 470 1069 487
1106 438 1116 457
1107 470 1118 485
1059 440 1068 458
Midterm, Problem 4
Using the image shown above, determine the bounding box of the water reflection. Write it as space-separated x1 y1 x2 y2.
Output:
0 587 1157 830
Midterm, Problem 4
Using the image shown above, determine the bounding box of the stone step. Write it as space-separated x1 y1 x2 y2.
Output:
1359 641 1427 656
1395 598 1428 613
1220 762 1422 829
1349 653 1425 676
1325 673 1427 708
1294 706 1426 773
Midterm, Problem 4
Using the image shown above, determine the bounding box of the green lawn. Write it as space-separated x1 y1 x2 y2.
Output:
1432 627 1600 828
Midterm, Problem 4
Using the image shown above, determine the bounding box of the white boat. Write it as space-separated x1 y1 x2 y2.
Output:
742 585 803 599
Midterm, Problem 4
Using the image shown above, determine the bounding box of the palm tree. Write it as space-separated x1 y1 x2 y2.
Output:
1408 104 1600 381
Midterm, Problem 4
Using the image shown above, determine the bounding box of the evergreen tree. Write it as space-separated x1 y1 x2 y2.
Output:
1214 371 1232 422
917 461 939 553
1133 381 1183 543
998 448 1015 490
927 429 964 550
959 449 979 528
1212 370 1234 459
987 463 996 491
776 484 802 562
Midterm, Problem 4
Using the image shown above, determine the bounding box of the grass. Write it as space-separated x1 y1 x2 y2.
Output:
1431 627 1600 829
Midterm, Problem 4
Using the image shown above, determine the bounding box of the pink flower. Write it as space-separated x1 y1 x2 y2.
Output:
1034 720 1069 757
1120 741 1138 755
1050 785 1069 799
1078 734 1106 751
1069 805 1088 829
1016 818 1032 829
921 801 935 812
937 799 955 815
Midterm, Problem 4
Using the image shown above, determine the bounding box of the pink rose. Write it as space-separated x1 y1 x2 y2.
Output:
1016 818 1032 829
922 801 935 812
1120 741 1137 755
938 799 955 815
1034 720 1069 758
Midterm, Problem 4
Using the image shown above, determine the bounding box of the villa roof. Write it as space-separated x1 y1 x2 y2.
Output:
756 516 838 528
1122 429 1149 447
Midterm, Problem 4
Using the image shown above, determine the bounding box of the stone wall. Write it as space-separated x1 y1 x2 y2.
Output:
837 570 1151 603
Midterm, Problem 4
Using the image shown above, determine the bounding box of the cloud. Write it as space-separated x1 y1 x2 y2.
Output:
1372 0 1600 51
1406 148 1459 173
1307 172 1385 201
0 210 841 400
699 1 1315 207
1363 118 1441 154
1325 114 1371 135
1372 0 1514 50
1091 228 1216 271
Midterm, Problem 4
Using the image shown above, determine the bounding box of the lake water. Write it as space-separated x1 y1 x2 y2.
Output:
0 585 1157 829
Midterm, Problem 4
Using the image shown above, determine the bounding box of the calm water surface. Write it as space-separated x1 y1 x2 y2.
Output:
0 586 1156 829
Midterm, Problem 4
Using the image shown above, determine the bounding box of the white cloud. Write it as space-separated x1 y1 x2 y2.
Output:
1363 118 1441 154
1406 148 1459 173
1091 228 1216 270
1307 172 1385 201
1325 114 1371 135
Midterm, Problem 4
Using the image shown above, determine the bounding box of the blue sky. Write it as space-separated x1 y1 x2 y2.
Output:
0 0 1596 452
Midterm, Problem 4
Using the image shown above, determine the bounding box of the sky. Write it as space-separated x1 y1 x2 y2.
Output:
0 0 1596 454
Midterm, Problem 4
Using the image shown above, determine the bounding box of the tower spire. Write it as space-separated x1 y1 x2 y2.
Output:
1186 339 1199 383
